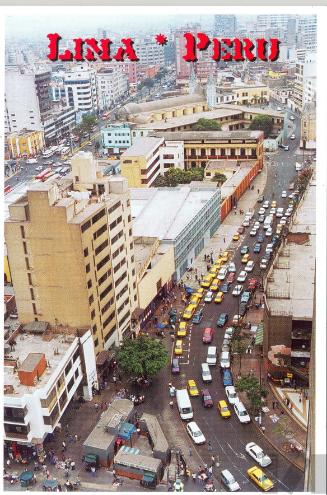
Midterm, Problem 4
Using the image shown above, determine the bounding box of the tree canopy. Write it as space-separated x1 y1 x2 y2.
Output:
193 118 222 131
211 173 227 184
117 336 168 379
248 115 274 138
74 114 97 141
235 374 267 413
153 167 205 187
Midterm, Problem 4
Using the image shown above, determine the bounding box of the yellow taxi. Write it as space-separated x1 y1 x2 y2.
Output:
217 400 231 418
247 466 274 491
187 379 199 397
214 291 224 304
201 274 214 288
215 257 223 266
271 200 277 208
189 294 201 307
241 253 250 264
209 266 218 277
221 251 229 262
210 279 220 292
183 304 196 320
233 233 240 241
276 224 283 234
177 321 187 338
174 339 183 355
194 288 205 299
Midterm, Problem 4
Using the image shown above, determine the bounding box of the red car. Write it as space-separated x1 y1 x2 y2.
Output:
227 272 235 284
247 278 258 291
201 389 214 408
202 327 214 344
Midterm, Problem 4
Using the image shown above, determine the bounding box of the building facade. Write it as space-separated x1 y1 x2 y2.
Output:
5 152 138 353
120 137 164 188
101 123 132 154
64 65 98 115
300 101 316 150
42 107 77 145
96 68 128 111
7 129 45 158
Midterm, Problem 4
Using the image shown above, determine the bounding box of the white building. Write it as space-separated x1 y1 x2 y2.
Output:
4 325 97 448
43 107 77 145
159 140 184 173
64 64 98 115
96 68 128 111
134 38 165 66
289 54 316 113
101 123 131 153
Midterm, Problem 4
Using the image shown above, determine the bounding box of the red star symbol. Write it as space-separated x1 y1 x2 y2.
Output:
155 33 168 46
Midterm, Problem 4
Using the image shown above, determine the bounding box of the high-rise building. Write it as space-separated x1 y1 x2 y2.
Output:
298 16 317 52
96 68 128 111
214 15 237 36
5 65 51 134
289 53 316 113
5 152 138 353
174 24 200 80
134 37 165 66
64 64 98 114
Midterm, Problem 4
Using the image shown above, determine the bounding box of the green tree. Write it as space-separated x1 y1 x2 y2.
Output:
211 173 227 184
153 167 204 187
81 114 97 139
235 375 267 414
117 336 168 379
248 115 274 138
193 118 222 131
231 337 249 374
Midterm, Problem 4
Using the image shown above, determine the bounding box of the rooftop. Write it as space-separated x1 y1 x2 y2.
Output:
154 129 263 142
130 186 219 241
120 137 164 157
120 92 205 116
133 237 172 280
266 179 316 319
205 159 257 172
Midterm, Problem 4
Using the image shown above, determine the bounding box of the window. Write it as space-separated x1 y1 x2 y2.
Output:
87 279 92 289
111 231 123 244
103 311 115 328
109 201 121 214
92 209 106 225
20 225 25 238
84 248 89 257
85 263 90 273
94 338 99 347
30 288 35 300
65 361 72 376
93 223 107 240
98 269 111 285
97 254 110 271
32 303 37 315
90 309 95 319
81 220 91 233
100 283 113 300
28 273 32 285
95 239 109 256
67 376 74 393
89 294 94 305
92 324 97 334
109 216 122 230
114 260 126 274
23 242 28 255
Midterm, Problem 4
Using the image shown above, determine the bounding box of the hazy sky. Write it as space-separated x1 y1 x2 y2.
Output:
5 14 254 40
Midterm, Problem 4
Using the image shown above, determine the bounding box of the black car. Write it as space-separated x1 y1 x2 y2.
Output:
220 282 231 293
171 358 180 374
239 302 248 316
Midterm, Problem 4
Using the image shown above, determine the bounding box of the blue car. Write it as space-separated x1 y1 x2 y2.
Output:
240 245 249 255
241 291 251 304
257 233 264 243
192 309 203 324
217 313 229 327
222 369 233 387
220 283 231 293
253 243 261 253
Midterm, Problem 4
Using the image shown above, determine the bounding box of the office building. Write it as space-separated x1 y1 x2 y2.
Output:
96 68 128 111
42 106 77 145
64 64 98 114
214 15 237 36
101 123 132 154
5 152 138 353
120 137 164 188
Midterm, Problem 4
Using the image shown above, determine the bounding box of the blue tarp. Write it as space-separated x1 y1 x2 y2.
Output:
118 422 137 440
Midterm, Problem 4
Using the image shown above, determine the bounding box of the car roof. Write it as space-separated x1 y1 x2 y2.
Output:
188 379 196 385
221 469 234 480
248 443 263 454
219 400 228 406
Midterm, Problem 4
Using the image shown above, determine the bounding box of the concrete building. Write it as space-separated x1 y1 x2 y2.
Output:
214 15 237 36
42 106 77 146
130 185 220 279
174 25 201 80
120 137 164 188
96 68 128 111
215 81 269 106
4 324 97 449
289 54 316 113
7 129 45 158
64 64 98 115
101 123 132 154
5 152 138 353
159 140 184 173
134 37 165 67
263 177 315 385
300 101 316 150
5 65 50 134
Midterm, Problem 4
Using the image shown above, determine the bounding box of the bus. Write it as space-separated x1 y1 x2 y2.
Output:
35 168 52 180
42 171 55 182
4 185 12 195
44 173 60 182
176 389 193 420
61 146 71 158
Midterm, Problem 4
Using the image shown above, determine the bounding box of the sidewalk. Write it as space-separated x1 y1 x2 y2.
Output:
182 162 268 287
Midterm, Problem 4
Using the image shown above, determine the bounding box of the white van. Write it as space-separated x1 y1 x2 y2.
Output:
201 363 212 383
220 351 230 369
206 346 217 366
263 215 272 230
218 266 228 280
176 389 193 420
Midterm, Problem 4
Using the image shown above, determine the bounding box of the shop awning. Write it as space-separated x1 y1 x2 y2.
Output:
255 323 264 345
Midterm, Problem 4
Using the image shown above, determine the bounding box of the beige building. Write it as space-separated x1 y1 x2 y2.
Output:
120 137 164 188
300 101 316 150
5 152 138 354
7 129 45 158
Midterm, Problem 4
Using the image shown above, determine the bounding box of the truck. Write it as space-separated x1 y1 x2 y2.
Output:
176 389 193 421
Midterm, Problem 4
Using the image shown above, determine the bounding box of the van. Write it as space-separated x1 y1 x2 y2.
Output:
217 266 228 281
176 389 193 420
201 363 212 383
206 346 217 366
263 216 272 230
220 351 230 369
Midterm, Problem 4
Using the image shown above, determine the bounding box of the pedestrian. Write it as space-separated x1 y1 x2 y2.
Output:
208 441 212 451
169 400 174 408
272 401 275 410
65 469 69 479
257 189 260 194
208 466 213 476
223 237 226 243
94 402 99 412
62 441 67 452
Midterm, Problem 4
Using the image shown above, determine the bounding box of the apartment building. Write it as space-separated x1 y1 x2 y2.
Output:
5 152 138 354
4 324 97 449
120 137 164 188
289 54 316 113
134 38 165 66
96 68 128 111
42 106 77 146
64 64 98 114
300 101 316 150
101 123 132 154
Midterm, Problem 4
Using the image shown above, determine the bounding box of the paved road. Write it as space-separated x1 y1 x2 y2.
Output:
140 128 304 492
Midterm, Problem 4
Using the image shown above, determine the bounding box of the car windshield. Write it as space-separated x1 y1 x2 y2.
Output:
204 395 211 401
229 391 236 398
240 410 248 416
193 430 202 437
256 451 264 458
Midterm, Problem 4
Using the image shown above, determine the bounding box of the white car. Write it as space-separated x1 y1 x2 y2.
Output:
281 190 287 198
225 386 239 405
290 115 295 121
245 261 255 272
232 285 243 296
237 271 247 283
250 229 257 237
242 219 250 227
221 470 241 492
265 228 272 237
277 106 282 111
245 211 254 220
285 210 292 217
253 222 260 230
26 158 38 164
280 217 287 225
228 262 236 273
224 327 234 340
265 243 274 254
269 208 276 215
260 259 268 270
262 201 269 209
234 401 251 424
35 166 43 171
258 208 265 215
186 421 206 445
245 442 272 467
204 291 213 303
290 134 295 140
276 208 284 218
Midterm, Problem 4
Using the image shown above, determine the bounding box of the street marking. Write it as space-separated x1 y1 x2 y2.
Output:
227 443 246 460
